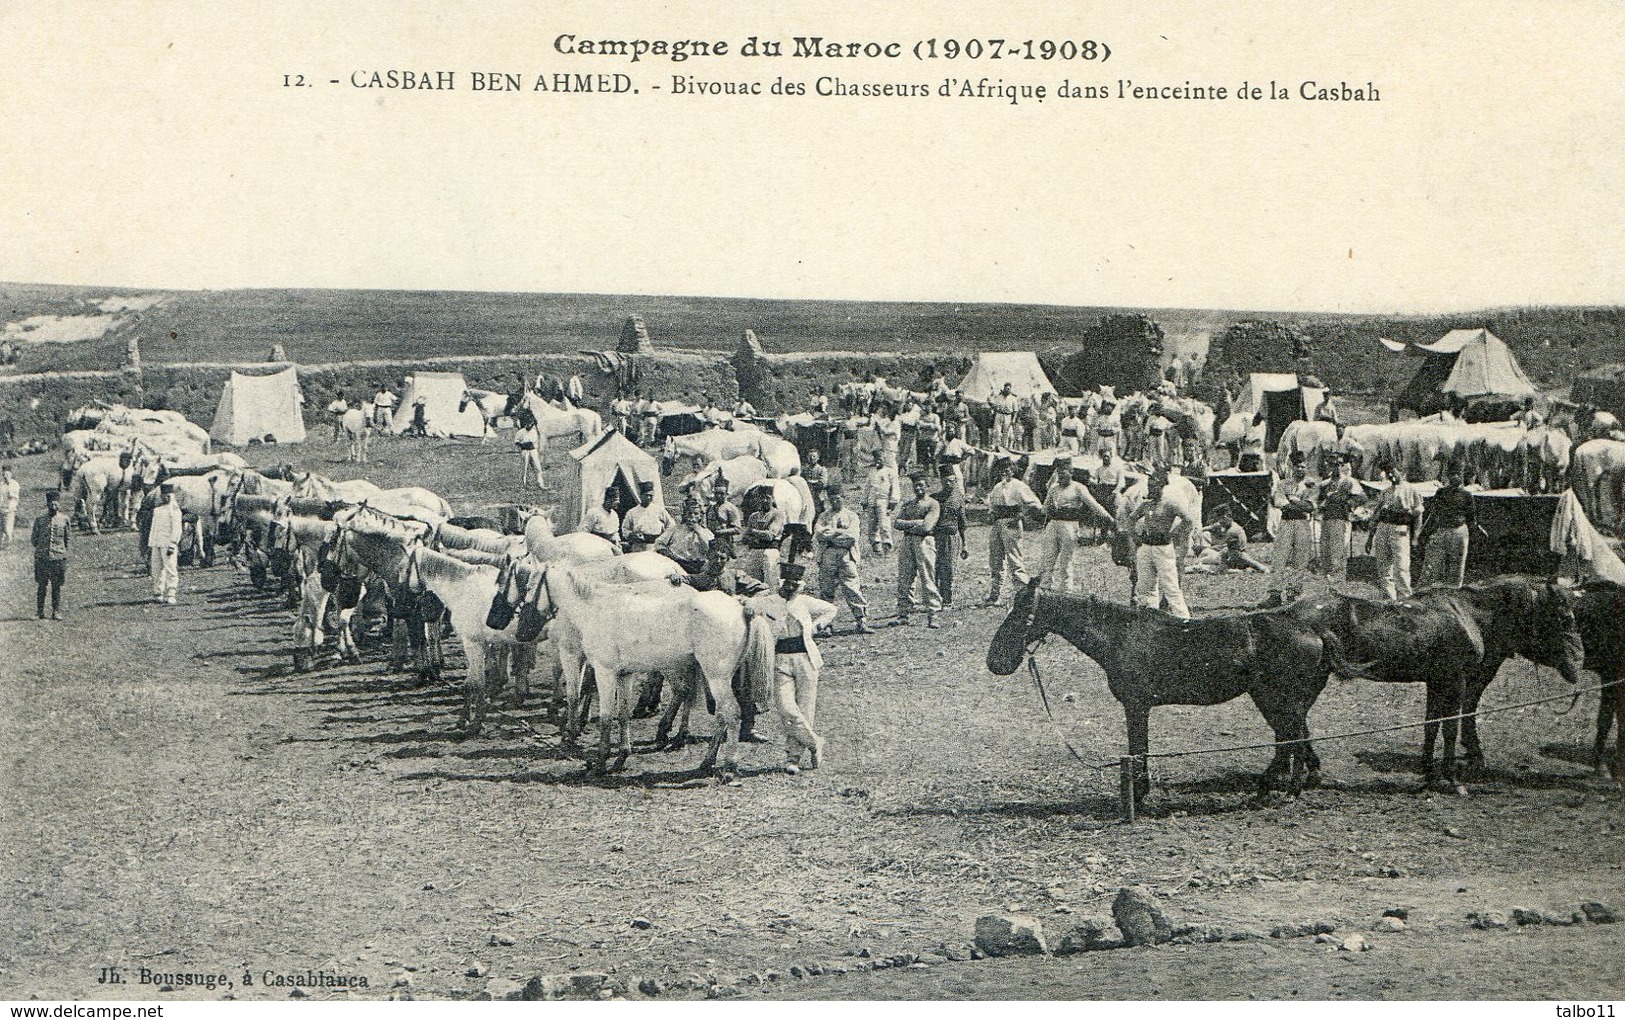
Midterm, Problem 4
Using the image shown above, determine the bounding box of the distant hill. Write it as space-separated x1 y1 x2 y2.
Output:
2 283 1618 397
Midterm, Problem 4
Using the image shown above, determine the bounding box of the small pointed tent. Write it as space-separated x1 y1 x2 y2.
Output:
557 430 664 533
955 352 1058 403
210 367 307 446
1218 373 1326 452
388 371 489 438
1392 329 1537 412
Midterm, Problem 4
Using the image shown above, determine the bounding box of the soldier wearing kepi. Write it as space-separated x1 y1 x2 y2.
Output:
740 486 788 589
1263 451 1320 607
984 458 1042 607
748 563 837 775
148 481 184 605
931 464 969 609
814 487 871 634
30 490 70 620
1036 454 1115 592
891 473 943 628
704 478 744 560
654 499 714 574
1419 465 1477 589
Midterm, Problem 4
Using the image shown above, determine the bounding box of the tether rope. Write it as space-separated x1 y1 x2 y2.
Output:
1022 644 1618 772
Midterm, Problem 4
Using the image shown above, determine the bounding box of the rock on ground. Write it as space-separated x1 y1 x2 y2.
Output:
974 913 1049 957
1112 887 1174 947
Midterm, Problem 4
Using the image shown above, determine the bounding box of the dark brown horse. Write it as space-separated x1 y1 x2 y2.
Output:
986 581 1360 804
1293 576 1584 792
1458 579 1620 779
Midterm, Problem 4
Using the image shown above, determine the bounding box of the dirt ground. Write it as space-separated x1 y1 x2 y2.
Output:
2 434 1622 1002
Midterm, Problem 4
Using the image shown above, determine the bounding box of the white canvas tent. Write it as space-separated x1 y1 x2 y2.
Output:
955 352 1058 403
557 430 664 533
388 371 488 438
1219 372 1327 452
209 367 307 446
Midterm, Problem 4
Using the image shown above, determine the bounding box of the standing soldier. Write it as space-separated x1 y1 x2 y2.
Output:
944 390 972 446
814 487 871 634
1263 451 1320 607
747 563 836 774
1317 454 1366 583
611 392 633 437
891 473 943 628
372 385 397 429
582 487 623 549
988 382 1019 449
1419 466 1477 589
915 401 943 469
801 448 831 516
984 458 1042 607
30 490 70 619
1037 393 1061 448
148 481 184 605
620 480 672 553
1036 455 1115 592
1058 403 1086 454
932 464 969 609
873 405 903 471
1 464 19 547
862 450 899 555
326 393 349 441
740 486 787 589
1366 460 1424 600
1129 469 1197 619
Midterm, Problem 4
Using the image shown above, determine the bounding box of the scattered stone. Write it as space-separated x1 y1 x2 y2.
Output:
1054 917 1114 955
1112 887 1174 947
856 947 872 958
889 954 915 967
705 985 741 999
465 962 487 978
1373 916 1406 933
766 970 783 981
1339 934 1372 952
570 973 609 996
974 913 1050 957
1315 934 1340 945
484 978 524 1001
595 989 616 1001
916 953 948 966
488 934 516 947
1381 867 1406 879
1382 908 1409 921
631 917 653 930
838 786 870 798
392 973 413 988
1581 902 1617 924
1227 927 1268 942
968 946 986 961
1444 827 1467 840
421 882 436 891
788 966 805 979
1511 908 1544 927
739 974 763 988
1469 911 1509 930
1543 911 1584 927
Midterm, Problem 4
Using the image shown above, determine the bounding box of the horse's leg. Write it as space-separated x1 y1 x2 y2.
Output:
1595 672 1623 779
1420 683 1443 787
615 672 634 771
1124 702 1152 804
1443 672 1466 795
460 639 487 737
1459 660 1500 770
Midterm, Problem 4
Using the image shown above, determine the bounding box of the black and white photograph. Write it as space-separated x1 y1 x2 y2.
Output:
2 1 1622 1010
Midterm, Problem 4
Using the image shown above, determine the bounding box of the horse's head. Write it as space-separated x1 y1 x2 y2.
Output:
986 580 1047 676
1535 580 1587 684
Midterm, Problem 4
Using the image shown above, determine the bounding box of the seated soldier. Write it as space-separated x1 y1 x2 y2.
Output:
1186 505 1270 574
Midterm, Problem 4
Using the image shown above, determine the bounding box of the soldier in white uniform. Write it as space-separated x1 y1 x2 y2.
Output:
862 450 900 555
814 487 871 634
984 458 1042 607
1264 452 1320 607
1036 455 1116 592
1129 469 1197 619
988 383 1020 450
748 564 837 774
620 480 674 553
1366 460 1424 600
582 487 622 550
148 482 184 604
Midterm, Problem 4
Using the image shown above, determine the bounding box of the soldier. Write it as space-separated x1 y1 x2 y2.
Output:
801 448 831 516
814 487 871 634
931 464 969 609
30 491 70 619
704 478 744 560
147 481 184 605
582 487 622 550
747 563 837 774
915 402 943 468
1264 451 1320 607
984 458 1042 607
1419 466 1477 589
739 486 787 589
1317 454 1366 582
1036 455 1115 592
862 450 900 555
891 473 943 628
653 499 713 574
1366 459 1424 600
621 480 673 553
1129 468 1197 619
988 382 1019 449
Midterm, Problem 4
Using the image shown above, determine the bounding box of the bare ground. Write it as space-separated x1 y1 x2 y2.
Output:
1 435 1622 1002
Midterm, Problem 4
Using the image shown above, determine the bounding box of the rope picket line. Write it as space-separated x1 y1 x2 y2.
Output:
1022 644 1619 773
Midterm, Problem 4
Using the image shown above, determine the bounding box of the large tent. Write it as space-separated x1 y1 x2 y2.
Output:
955 352 1058 403
1389 329 1537 413
387 371 488 438
209 367 307 446
1220 372 1327 453
557 429 664 533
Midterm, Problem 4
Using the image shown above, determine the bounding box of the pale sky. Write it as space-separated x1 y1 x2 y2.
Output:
1 1 1620 314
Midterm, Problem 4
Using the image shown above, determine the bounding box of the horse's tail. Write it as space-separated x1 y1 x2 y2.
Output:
737 605 777 713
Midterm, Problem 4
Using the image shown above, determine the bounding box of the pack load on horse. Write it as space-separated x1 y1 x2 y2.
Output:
987 581 1368 805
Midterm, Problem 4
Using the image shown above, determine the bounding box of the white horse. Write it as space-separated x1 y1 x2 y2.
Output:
341 408 370 463
662 428 763 474
70 451 138 533
680 456 771 504
292 472 387 505
534 565 776 775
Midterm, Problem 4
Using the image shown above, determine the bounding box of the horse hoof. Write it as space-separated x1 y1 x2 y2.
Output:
1453 783 1469 798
